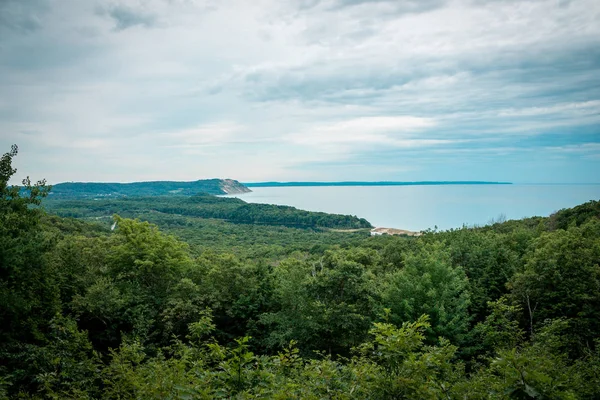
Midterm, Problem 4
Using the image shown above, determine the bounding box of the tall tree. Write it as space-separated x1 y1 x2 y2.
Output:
0 145 59 393
509 219 600 356
0 145 53 342
382 242 471 345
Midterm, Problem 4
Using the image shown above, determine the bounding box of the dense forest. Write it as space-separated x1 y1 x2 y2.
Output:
1 145 600 399
43 195 373 231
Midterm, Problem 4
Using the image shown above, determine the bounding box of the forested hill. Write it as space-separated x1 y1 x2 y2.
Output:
47 178 251 198
43 194 373 230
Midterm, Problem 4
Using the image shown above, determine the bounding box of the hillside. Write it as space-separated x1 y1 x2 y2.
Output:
3 148 600 399
43 194 373 231
47 178 251 198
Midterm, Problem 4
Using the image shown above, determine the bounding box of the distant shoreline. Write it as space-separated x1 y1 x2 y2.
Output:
244 181 512 188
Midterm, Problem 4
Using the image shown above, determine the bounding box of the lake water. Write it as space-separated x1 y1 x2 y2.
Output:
229 185 600 231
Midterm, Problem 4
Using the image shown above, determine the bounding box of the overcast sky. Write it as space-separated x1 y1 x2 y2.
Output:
1 0 599 184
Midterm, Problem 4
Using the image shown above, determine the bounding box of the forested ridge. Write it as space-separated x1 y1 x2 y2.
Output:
1 145 600 399
43 194 373 231
46 179 250 198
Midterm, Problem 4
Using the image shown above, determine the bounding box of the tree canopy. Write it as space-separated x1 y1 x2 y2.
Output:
1 144 599 399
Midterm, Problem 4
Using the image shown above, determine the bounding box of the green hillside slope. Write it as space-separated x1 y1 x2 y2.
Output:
48 178 251 198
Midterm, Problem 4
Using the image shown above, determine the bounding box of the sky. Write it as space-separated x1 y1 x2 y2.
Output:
1 0 599 184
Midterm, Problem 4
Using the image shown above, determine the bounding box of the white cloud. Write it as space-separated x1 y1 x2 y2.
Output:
0 0 599 183
288 116 440 147
162 122 244 147
497 101 600 118
544 143 600 153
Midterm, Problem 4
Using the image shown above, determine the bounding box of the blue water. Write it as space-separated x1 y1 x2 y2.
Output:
229 184 600 231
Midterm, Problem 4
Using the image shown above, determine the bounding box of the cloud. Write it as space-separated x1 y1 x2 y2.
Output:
496 101 600 118
0 0 599 183
161 122 244 147
300 0 448 14
96 4 158 31
545 143 600 153
0 0 49 33
288 116 438 147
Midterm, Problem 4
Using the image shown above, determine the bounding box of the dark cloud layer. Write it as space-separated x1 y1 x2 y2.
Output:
96 4 158 30
0 0 49 33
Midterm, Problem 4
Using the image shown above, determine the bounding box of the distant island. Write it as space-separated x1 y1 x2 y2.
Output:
48 179 251 198
245 181 512 187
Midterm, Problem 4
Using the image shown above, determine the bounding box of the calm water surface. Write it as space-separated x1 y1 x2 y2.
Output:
230 185 600 231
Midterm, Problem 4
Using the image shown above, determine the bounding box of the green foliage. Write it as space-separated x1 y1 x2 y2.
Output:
2 144 600 398
48 178 249 198
475 296 525 351
427 228 521 324
382 242 471 345
44 194 372 230
468 323 581 399
357 314 466 399
546 199 600 230
33 315 101 399
0 145 59 395
261 249 378 356
509 219 600 355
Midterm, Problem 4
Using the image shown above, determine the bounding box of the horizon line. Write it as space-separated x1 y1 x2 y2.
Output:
244 181 514 186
